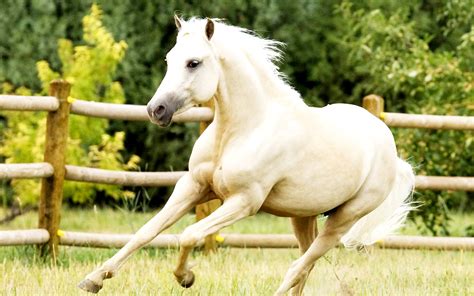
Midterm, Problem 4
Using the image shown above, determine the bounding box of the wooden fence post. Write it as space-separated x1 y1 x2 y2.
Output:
195 101 221 253
38 80 71 260
363 94 385 118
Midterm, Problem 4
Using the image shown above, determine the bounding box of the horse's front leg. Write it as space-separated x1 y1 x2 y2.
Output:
174 191 262 287
78 173 207 293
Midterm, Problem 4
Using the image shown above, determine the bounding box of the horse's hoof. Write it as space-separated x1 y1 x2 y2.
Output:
78 278 102 294
179 271 195 288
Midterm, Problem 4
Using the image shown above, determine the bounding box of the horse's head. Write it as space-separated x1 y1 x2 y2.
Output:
147 16 219 127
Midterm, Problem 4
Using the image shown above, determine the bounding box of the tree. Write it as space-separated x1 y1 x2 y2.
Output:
0 4 139 205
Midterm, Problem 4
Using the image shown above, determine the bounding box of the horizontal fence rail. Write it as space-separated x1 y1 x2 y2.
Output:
222 234 474 251
65 166 474 192
0 163 54 179
60 231 181 248
0 95 214 123
0 95 59 111
70 100 148 121
363 95 474 130
56 231 474 251
65 165 186 187
0 162 471 191
70 99 214 122
380 112 474 130
383 112 474 130
1 230 471 251
0 229 50 246
415 176 474 191
171 107 214 123
377 235 474 251
3 95 472 130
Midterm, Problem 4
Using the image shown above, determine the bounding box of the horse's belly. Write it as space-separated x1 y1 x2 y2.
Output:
261 173 360 217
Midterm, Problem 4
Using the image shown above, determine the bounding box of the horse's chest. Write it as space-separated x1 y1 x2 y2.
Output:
191 132 277 200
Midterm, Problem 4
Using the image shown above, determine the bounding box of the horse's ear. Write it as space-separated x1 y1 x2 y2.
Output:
205 18 214 40
174 14 182 30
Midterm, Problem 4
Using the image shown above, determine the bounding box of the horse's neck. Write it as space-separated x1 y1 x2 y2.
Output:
211 54 268 152
210 50 302 160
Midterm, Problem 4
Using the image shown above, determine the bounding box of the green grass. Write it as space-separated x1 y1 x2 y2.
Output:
0 207 473 295
1 206 473 236
0 207 294 234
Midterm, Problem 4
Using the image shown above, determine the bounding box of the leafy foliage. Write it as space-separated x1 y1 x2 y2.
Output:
0 4 139 205
336 1 473 235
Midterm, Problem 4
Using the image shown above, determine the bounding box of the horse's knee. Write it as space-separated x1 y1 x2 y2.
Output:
180 226 203 248
288 258 308 284
276 258 308 295
133 226 161 246
290 263 314 295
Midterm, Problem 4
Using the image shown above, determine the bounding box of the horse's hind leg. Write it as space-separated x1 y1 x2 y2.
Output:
275 193 382 296
289 216 317 296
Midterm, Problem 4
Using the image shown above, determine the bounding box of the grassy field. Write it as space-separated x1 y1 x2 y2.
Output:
0 207 473 295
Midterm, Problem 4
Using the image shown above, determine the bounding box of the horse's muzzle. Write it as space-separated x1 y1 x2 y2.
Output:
147 99 180 127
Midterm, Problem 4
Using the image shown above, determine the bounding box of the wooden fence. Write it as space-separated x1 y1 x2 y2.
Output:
0 81 473 258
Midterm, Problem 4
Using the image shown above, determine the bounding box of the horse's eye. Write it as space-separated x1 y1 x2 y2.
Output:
187 60 200 69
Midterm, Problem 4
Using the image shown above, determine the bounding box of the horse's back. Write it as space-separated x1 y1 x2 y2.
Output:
309 103 396 155
318 103 391 135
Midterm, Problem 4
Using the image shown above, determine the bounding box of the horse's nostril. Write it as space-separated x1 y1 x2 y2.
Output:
154 105 166 117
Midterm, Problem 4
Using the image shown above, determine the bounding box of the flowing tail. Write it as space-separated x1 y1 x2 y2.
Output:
341 158 415 249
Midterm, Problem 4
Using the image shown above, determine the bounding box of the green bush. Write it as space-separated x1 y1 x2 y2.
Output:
0 4 139 205
336 1 473 235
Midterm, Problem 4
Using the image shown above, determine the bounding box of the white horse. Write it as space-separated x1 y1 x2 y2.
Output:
79 17 414 295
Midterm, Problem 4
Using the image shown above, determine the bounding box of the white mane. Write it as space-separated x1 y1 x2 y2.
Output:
178 18 302 101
